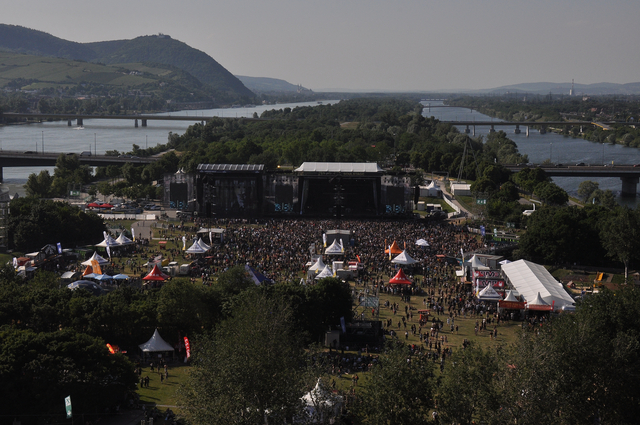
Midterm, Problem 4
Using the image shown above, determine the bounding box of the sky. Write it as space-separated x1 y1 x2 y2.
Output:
2 0 639 92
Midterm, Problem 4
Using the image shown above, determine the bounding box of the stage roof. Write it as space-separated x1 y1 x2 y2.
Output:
197 164 264 173
294 162 384 174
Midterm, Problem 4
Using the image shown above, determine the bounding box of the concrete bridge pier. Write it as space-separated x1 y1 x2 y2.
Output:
0 167 3 183
77 118 83 126
134 119 139 128
514 124 521 134
490 125 495 133
464 125 470 134
621 176 639 197
67 120 72 126
473 125 476 136
526 126 530 137
142 119 147 127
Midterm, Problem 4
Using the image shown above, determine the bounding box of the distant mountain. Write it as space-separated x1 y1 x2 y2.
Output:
236 75 310 94
474 82 640 96
0 24 254 101
86 35 254 99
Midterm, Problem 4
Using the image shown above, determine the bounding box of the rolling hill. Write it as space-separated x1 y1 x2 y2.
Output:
0 24 254 101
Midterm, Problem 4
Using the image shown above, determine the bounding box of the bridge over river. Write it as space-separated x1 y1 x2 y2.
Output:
1 112 265 128
504 164 640 197
0 150 156 182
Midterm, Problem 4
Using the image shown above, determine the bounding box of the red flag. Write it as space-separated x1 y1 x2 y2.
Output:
184 337 191 359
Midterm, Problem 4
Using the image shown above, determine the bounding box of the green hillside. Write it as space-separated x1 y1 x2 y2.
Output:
236 75 310 93
0 24 254 102
0 51 217 103
86 35 254 99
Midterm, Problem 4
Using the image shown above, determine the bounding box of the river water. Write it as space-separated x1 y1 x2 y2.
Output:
422 101 640 207
1 99 638 206
0 100 338 189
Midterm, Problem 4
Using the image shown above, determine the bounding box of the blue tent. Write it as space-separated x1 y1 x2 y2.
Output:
245 264 273 285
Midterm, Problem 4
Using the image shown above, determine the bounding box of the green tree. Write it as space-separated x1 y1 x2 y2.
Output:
577 180 599 203
600 206 640 282
178 292 305 425
438 343 502 425
0 328 137 424
25 170 53 197
355 342 434 425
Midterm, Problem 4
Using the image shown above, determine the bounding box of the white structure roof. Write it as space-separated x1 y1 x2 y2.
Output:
294 162 383 173
308 256 326 272
501 259 574 311
478 284 503 301
315 265 334 279
324 239 344 255
392 250 418 265
138 329 174 352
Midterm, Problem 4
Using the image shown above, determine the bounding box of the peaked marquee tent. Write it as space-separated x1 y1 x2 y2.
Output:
389 268 412 285
143 264 169 281
478 284 503 301
392 250 418 265
138 328 174 353
324 239 343 255
82 251 110 266
385 241 403 255
315 265 334 280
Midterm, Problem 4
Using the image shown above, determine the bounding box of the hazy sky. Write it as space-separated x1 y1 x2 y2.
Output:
2 0 638 92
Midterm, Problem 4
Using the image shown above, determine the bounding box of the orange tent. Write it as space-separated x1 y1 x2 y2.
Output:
385 241 403 255
389 268 412 285
82 265 94 276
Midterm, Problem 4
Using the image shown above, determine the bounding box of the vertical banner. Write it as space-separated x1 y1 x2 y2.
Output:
323 233 327 247
131 227 135 241
57 242 62 254
184 337 191 359
182 236 187 250
65 395 72 419
340 316 346 334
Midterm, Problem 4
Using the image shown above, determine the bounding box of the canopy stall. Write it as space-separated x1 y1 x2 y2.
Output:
138 328 175 361
315 265 334 280
185 240 208 254
527 292 553 312
415 238 430 247
115 232 133 245
385 241 403 255
391 250 418 265
308 256 326 273
478 284 503 301
96 234 119 248
389 268 412 285
143 264 169 281
81 251 110 266
324 239 343 255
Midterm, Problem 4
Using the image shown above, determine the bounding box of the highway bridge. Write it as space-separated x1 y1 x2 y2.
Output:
0 150 156 182
0 112 265 128
504 163 640 197
433 120 619 136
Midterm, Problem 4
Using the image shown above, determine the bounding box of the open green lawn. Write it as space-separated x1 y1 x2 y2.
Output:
137 363 190 414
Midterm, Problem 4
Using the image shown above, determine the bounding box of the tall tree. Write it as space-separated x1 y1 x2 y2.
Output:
600 206 640 282
178 291 305 425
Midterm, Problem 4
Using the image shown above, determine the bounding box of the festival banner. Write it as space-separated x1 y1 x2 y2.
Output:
184 337 191 359
474 278 505 289
65 396 72 419
473 270 501 279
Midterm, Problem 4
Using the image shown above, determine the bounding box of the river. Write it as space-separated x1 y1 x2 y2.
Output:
422 101 640 207
1 99 638 206
0 100 338 191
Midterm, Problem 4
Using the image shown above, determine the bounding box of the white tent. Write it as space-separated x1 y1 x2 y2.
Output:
301 379 344 423
501 259 575 311
324 239 343 255
315 265 334 279
81 251 110 266
196 238 211 251
478 284 503 301
308 256 326 273
138 328 174 352
391 250 418 265
96 234 119 248
503 290 520 302
415 238 430 247
468 254 490 270
186 239 208 254
115 232 133 245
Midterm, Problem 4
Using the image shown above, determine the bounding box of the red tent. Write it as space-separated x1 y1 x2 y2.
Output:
389 268 412 285
99 203 114 209
87 202 101 208
143 264 169 281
